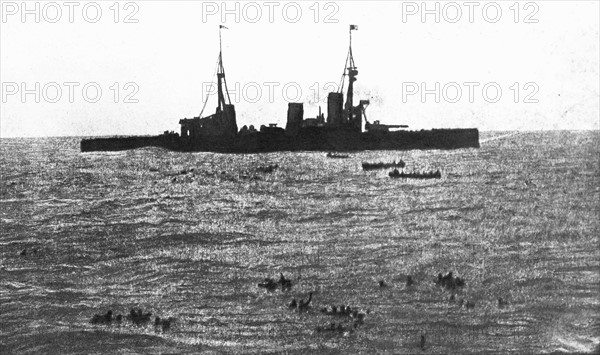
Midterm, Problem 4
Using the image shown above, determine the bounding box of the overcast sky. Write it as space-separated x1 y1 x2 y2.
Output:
1 0 598 137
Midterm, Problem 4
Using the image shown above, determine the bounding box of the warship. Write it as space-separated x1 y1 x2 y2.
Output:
80 26 479 153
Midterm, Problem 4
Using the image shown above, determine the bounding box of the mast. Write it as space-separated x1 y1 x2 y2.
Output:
217 25 231 112
187 25 237 139
345 25 358 123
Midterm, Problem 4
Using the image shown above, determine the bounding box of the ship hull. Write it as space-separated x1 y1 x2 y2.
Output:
80 128 479 153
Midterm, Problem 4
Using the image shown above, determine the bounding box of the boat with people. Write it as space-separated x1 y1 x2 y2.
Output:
362 160 406 171
388 169 441 179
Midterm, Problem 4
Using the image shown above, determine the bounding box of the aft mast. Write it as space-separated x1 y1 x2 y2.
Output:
217 25 232 113
334 25 365 132
345 25 358 123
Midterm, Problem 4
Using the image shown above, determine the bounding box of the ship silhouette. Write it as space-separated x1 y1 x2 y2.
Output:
81 25 479 153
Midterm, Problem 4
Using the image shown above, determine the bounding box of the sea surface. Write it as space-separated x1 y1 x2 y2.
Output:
1 131 599 354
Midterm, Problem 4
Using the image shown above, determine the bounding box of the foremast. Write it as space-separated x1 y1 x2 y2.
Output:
344 25 357 123
216 25 232 114
180 25 237 142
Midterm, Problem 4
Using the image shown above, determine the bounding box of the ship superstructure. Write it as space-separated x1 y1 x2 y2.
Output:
285 25 372 136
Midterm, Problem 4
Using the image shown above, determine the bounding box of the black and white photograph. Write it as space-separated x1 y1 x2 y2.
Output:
1 1 599 353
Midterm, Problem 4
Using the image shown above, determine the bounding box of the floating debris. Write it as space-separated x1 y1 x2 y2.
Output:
258 278 278 291
90 310 113 325
258 273 293 292
435 272 465 290
154 316 175 331
256 164 279 173
297 292 313 312
127 308 152 326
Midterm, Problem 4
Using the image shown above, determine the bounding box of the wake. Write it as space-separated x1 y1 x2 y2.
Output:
480 131 523 144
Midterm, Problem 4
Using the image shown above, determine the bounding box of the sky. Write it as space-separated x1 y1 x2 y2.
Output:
1 0 599 137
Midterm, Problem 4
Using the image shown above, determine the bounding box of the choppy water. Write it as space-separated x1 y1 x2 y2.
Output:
1 131 599 354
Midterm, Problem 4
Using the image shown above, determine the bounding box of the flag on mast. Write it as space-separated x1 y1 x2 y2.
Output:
350 25 358 31
220 25 229 29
